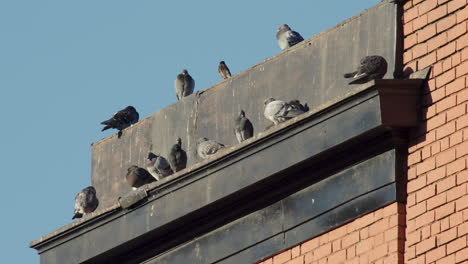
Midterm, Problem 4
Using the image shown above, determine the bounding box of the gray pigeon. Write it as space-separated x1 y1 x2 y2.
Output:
197 137 225 160
276 24 304 50
72 186 99 219
125 165 156 190
146 152 173 180
218 61 232 80
234 110 254 143
101 106 139 138
168 137 187 172
264 98 307 125
175 69 195 100
344 56 388 84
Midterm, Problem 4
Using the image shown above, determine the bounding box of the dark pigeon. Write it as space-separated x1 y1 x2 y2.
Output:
234 110 254 143
218 61 232 80
175 69 195 100
100 106 139 138
276 24 304 50
146 152 173 180
197 137 225 160
125 165 156 190
264 98 307 125
344 56 388 84
72 186 99 219
168 137 187 172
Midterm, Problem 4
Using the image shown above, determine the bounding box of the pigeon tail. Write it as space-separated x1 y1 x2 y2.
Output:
72 212 83 219
344 72 357 78
101 125 112 131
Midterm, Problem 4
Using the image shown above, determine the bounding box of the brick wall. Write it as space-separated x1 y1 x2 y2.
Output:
252 1 467 264
255 203 405 264
404 0 467 263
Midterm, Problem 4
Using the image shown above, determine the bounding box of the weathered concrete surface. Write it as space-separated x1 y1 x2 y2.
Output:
91 2 399 209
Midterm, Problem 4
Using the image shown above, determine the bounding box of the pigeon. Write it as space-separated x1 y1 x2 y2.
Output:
72 186 99 219
234 110 254 143
146 152 173 180
218 61 232 80
101 106 139 138
276 24 304 50
168 137 187 172
197 137 225 160
175 69 195 100
344 56 388 85
264 98 307 125
125 165 156 190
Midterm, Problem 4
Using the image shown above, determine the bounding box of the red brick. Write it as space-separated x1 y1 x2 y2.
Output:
291 246 300 258
369 243 388 262
426 246 447 263
422 145 432 159
456 140 468 158
409 175 427 192
332 240 341 252
449 211 464 227
458 220 468 236
427 192 447 210
457 170 468 184
414 43 429 58
457 5 468 23
447 102 466 120
419 0 439 16
437 227 457 244
312 243 331 261
436 14 457 33
405 21 415 35
327 249 346 264
455 247 468 263
450 130 464 146
285 256 303 264
428 32 449 52
419 51 438 69
414 14 429 31
383 253 403 264
429 5 448 23
436 148 456 167
436 69 456 88
405 50 414 64
438 42 457 59
405 33 418 49
417 158 436 175
341 231 359 249
456 60 468 77
441 136 450 151
409 150 422 165
416 236 436 255
405 6 420 23
448 21 467 41
456 111 468 129
441 216 450 231
418 24 437 42
463 47 468 61
457 33 468 50
416 184 436 202
447 236 466 254
447 157 466 175
435 253 455 264
273 250 291 264
448 0 467 13
442 57 453 72
457 86 468 104
318 233 329 245
432 141 442 154
260 259 273 264
428 166 447 184
414 211 435 230
436 121 456 139
435 202 455 220
437 175 457 193
455 193 468 211
301 238 319 254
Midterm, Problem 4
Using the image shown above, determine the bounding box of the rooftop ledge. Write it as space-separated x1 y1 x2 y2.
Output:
30 79 424 263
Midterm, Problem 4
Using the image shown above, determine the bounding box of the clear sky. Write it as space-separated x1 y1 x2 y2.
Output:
0 0 381 262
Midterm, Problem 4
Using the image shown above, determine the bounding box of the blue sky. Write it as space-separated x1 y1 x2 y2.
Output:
0 0 380 262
